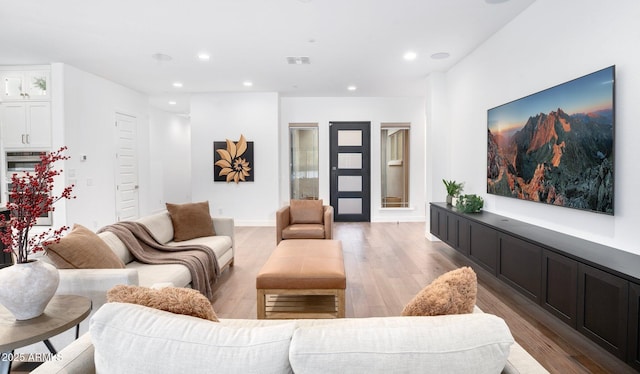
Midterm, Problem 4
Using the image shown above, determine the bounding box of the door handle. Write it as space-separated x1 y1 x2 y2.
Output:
25 134 30 144
21 134 26 144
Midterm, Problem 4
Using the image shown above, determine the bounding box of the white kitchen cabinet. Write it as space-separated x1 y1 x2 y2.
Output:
1 101 51 148
0 70 50 100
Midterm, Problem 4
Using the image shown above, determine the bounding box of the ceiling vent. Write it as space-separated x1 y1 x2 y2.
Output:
286 56 311 65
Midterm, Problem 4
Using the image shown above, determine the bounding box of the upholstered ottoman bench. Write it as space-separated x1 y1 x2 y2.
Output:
256 239 346 319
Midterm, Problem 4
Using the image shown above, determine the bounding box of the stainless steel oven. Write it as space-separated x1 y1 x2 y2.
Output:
5 151 52 226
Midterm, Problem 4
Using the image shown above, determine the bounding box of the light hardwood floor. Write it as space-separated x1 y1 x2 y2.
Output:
212 222 636 374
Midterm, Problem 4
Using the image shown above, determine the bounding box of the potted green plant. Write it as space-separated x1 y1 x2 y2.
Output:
442 179 464 205
456 194 484 213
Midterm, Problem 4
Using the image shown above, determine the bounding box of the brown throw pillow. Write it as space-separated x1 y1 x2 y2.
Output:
289 199 324 224
166 201 215 242
46 224 125 269
401 266 477 316
107 285 219 321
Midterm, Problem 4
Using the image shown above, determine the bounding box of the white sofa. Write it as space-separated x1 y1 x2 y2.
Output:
33 302 549 374
19 210 235 357
54 211 234 315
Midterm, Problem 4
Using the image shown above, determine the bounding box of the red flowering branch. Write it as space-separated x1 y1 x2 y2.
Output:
0 147 76 263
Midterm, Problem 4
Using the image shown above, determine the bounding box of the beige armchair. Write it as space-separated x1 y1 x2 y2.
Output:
276 199 333 244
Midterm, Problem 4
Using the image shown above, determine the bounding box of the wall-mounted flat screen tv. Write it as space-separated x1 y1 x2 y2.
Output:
487 66 615 215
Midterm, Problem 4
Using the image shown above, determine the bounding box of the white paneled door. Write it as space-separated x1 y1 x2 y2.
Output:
115 113 139 221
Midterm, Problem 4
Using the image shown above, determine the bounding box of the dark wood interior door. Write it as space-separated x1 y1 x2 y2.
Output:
329 121 370 222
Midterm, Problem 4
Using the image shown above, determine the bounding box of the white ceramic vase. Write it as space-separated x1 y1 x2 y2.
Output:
0 259 59 320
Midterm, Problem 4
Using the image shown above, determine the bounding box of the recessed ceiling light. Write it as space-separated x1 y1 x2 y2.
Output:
198 53 211 61
485 0 510 4
243 81 253 87
172 82 183 88
151 53 172 62
168 101 177 105
403 51 417 61
347 85 357 91
430 52 451 60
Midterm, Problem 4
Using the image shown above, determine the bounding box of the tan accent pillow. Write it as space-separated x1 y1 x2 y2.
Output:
289 199 324 224
46 224 125 269
401 266 477 316
166 201 215 242
107 285 219 322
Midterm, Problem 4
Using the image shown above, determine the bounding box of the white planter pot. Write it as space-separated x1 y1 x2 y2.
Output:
0 260 59 320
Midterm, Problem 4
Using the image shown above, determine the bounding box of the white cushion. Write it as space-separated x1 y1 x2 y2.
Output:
288 314 514 374
165 235 233 259
91 303 295 374
125 261 191 288
136 211 174 244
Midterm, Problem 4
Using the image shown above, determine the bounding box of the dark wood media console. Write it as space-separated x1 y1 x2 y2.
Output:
429 202 640 371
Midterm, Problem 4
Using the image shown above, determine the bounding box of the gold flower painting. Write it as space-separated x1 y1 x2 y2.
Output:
214 135 254 183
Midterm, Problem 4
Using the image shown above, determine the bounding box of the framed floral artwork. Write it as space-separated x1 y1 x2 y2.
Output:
213 135 254 183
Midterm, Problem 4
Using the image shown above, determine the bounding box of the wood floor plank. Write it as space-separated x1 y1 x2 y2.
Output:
210 223 636 374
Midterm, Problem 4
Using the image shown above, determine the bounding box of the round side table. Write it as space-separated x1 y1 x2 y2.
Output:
0 295 91 374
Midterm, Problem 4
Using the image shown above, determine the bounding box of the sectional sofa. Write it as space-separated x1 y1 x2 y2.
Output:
51 209 234 315
33 302 548 373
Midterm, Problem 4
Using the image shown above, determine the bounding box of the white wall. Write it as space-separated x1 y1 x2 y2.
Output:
280 97 426 222
424 72 449 239
59 63 151 230
148 107 192 209
190 92 280 225
436 0 640 254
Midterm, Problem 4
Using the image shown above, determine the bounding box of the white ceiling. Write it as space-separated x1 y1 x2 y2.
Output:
0 0 535 114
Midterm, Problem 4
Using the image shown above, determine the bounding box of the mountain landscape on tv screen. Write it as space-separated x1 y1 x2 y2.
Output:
487 107 613 213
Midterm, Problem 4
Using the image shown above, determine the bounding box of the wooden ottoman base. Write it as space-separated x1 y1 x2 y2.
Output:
256 240 346 319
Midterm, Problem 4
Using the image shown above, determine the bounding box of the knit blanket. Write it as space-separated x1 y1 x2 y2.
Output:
99 221 219 301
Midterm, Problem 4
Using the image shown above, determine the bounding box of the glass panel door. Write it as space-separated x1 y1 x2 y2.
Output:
381 126 410 208
330 122 370 222
290 126 319 200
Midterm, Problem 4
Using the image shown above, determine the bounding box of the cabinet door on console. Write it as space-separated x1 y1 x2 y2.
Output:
498 235 542 303
542 250 578 328
445 212 457 246
429 205 440 238
629 283 640 371
438 209 447 240
443 212 470 255
578 263 629 360
469 222 498 275
457 216 469 255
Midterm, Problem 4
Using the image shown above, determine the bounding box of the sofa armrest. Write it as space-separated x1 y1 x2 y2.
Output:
275 206 290 244
57 268 139 313
31 332 95 374
212 216 234 239
323 205 334 240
